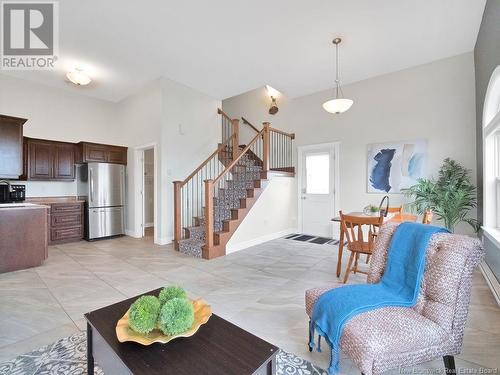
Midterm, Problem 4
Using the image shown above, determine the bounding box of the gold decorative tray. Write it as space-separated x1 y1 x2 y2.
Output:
116 299 212 345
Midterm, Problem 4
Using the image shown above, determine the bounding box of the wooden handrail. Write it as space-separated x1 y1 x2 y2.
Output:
269 127 295 140
217 108 233 122
213 128 265 185
180 134 234 187
241 117 260 133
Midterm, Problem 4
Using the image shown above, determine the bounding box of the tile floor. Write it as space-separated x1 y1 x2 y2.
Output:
0 235 499 373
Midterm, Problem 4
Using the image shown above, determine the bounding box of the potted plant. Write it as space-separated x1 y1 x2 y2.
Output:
363 204 380 216
403 158 479 233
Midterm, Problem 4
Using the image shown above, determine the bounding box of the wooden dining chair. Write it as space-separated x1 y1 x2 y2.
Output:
422 210 433 224
340 211 384 284
387 205 403 214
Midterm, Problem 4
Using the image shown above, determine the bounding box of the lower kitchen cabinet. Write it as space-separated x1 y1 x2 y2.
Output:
44 201 84 245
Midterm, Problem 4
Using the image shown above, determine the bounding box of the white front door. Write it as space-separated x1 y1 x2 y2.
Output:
300 145 336 237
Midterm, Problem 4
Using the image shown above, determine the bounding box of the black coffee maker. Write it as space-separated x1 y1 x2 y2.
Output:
0 181 25 203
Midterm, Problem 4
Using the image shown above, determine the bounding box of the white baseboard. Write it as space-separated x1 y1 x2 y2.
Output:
144 222 154 228
156 236 172 246
479 261 500 307
125 228 171 245
226 228 296 254
125 229 142 238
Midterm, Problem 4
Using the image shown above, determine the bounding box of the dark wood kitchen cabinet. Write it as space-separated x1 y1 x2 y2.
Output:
76 142 127 165
54 143 76 179
26 198 84 245
24 138 76 180
0 114 28 179
48 202 84 244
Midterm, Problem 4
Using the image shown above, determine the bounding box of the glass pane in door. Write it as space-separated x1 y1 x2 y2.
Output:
306 153 330 194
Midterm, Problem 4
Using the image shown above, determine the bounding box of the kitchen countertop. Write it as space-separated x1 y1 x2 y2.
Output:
26 196 86 204
0 202 49 209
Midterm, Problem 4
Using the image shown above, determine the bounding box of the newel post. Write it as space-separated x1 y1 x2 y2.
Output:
231 119 240 160
173 181 182 250
204 179 214 252
262 122 270 171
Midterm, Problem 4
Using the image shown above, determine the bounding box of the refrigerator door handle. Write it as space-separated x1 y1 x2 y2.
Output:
90 168 94 204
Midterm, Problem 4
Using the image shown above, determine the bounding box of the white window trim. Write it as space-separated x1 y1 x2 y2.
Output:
483 66 500 232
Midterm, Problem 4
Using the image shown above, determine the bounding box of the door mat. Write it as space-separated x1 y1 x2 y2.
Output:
293 235 316 241
284 235 346 246
310 237 331 244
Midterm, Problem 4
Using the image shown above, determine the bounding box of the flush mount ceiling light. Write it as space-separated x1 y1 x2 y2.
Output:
265 85 280 115
66 68 91 86
323 38 353 114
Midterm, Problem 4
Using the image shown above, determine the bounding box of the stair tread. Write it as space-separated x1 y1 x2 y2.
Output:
178 238 204 244
184 225 204 231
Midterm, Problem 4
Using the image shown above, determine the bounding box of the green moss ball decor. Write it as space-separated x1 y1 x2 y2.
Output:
128 295 161 334
159 286 187 305
158 297 194 336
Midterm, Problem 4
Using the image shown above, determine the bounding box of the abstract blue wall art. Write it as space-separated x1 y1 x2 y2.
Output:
367 140 427 193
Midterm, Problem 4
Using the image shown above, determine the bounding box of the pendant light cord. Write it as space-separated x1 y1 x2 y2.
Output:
335 41 340 99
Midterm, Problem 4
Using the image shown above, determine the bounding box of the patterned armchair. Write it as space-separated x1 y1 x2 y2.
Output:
305 223 484 375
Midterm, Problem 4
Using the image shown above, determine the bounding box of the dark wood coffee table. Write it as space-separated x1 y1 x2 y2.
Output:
84 288 278 375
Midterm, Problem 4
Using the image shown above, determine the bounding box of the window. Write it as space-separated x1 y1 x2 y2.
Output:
483 66 500 229
305 153 330 194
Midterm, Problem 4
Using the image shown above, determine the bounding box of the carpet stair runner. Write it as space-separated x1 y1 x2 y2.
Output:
178 151 264 258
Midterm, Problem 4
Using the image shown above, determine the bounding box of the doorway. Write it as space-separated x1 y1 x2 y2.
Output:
142 148 155 237
298 142 339 237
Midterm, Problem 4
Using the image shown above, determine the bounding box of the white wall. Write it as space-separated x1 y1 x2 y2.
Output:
223 53 477 235
222 87 292 145
115 80 162 239
226 176 296 253
0 73 119 197
159 77 222 244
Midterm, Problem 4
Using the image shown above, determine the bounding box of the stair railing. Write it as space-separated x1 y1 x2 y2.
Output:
241 116 261 133
269 127 295 173
204 127 265 251
174 111 296 258
242 117 295 173
217 108 239 160
173 134 235 247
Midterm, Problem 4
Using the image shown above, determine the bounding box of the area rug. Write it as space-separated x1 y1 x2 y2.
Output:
0 332 327 375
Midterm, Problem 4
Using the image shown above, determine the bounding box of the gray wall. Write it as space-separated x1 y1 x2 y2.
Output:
475 0 500 280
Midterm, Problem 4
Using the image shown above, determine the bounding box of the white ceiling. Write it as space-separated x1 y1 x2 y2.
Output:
2 0 486 102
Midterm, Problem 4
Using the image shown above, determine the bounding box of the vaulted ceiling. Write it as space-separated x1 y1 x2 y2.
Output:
2 0 486 102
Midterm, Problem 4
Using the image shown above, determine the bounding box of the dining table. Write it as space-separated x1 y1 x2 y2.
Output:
331 212 418 278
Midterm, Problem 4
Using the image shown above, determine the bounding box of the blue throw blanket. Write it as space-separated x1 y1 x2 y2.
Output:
309 222 448 374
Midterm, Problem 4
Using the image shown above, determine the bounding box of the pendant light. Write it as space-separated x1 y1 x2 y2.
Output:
323 37 353 114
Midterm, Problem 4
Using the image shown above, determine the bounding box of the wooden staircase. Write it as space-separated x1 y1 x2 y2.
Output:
173 109 295 259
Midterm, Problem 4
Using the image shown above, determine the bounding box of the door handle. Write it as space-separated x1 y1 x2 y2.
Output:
301 196 307 200
90 169 94 203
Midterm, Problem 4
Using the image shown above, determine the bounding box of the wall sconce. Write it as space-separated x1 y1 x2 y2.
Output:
265 85 280 115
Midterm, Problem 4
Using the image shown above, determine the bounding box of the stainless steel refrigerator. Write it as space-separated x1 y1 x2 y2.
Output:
77 163 125 240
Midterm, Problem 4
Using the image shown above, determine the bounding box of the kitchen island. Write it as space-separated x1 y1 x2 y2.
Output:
0 203 49 273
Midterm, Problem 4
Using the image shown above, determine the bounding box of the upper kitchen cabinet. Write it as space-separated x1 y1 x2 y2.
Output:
76 142 127 165
0 115 28 179
24 138 75 180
